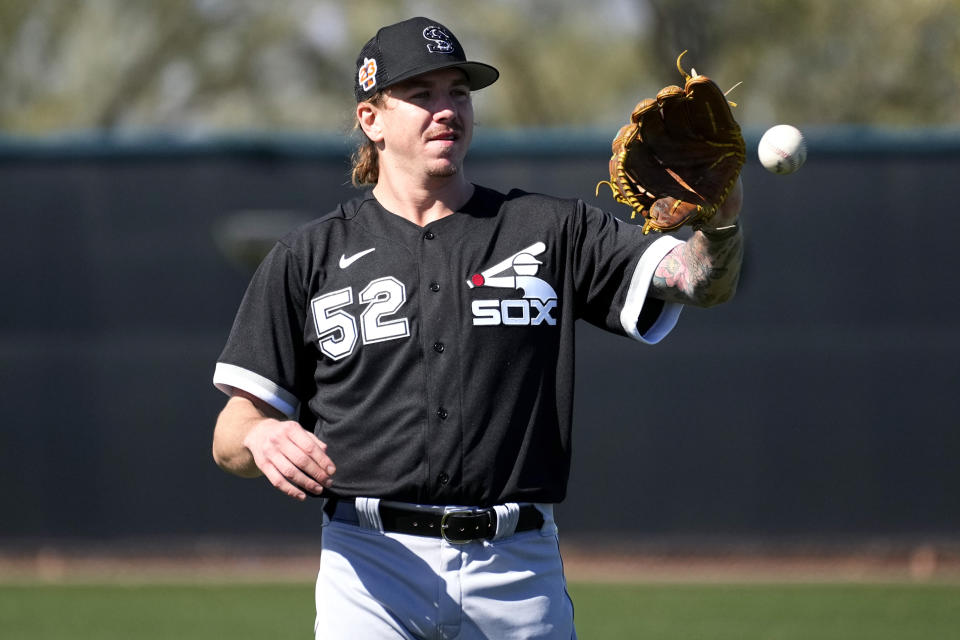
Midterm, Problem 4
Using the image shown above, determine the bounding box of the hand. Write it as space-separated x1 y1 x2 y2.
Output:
652 175 743 307
706 176 743 229
242 419 337 501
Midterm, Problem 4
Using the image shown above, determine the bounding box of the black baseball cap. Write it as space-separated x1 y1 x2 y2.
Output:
355 17 499 102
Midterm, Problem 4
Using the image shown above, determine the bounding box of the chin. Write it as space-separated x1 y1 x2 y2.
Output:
426 164 460 178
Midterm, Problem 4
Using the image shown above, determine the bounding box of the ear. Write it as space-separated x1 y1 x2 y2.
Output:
356 101 384 143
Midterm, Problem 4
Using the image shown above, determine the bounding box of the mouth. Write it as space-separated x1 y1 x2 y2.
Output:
427 130 460 143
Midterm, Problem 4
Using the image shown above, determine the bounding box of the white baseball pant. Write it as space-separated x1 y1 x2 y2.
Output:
314 500 576 639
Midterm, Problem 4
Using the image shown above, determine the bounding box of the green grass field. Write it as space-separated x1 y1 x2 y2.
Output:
2 581 959 639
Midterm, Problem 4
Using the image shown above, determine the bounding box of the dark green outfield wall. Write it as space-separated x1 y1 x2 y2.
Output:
1 127 957 545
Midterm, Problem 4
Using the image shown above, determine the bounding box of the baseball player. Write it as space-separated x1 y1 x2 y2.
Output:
211 16 743 639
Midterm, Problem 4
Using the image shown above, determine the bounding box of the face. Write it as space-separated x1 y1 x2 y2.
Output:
361 68 474 180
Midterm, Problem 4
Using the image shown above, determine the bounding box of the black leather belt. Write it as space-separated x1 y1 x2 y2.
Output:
324 499 544 544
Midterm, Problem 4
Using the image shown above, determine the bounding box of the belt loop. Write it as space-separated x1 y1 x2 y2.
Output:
321 497 333 526
492 502 520 540
534 504 556 535
354 497 383 532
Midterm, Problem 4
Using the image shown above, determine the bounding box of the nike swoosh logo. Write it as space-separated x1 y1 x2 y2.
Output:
339 248 376 269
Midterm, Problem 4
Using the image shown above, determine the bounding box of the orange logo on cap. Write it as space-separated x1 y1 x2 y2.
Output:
359 57 377 91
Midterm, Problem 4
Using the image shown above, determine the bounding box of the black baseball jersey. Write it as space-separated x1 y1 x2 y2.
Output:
214 185 683 506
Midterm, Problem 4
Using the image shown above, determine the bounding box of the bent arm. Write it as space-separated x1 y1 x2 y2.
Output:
650 178 744 307
212 390 283 477
212 389 336 501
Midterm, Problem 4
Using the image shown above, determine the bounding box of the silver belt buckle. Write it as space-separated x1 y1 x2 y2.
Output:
440 508 489 544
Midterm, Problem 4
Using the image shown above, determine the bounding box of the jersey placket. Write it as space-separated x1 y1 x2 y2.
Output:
418 226 463 502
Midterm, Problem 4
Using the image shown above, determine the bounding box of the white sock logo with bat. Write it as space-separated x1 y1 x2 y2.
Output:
468 242 557 327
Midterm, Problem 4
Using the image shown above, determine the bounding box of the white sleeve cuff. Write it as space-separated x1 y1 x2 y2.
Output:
213 362 300 418
619 235 685 344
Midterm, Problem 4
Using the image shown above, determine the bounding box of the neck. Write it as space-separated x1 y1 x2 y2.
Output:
372 172 474 227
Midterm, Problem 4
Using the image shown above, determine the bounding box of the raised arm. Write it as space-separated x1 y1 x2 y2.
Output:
650 178 744 308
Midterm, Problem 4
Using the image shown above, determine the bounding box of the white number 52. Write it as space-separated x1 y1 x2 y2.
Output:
311 277 410 360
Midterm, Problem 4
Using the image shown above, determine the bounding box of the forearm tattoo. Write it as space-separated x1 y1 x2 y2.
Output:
652 229 743 307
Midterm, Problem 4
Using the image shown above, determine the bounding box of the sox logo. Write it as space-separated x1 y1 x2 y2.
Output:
468 242 558 327
422 26 455 54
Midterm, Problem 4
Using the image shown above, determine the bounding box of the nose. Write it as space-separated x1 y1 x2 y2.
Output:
433 99 457 122
432 95 458 122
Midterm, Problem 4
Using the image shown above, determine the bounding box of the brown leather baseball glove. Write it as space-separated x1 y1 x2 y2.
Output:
598 52 745 234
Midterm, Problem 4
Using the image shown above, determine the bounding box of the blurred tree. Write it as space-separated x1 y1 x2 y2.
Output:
690 0 960 127
0 0 957 135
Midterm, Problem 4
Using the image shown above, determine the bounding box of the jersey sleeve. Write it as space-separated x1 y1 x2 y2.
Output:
213 241 309 418
570 200 684 344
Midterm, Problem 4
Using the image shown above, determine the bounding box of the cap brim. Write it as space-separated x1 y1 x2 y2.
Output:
383 61 500 93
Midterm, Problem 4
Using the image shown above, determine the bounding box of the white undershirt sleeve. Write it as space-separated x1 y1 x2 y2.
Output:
619 235 685 344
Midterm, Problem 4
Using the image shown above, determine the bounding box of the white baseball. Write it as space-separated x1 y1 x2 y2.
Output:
758 124 806 174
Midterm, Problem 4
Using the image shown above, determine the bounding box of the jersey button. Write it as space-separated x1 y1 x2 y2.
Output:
424 230 436 240
433 342 445 353
429 281 440 292
438 472 450 485
437 407 449 420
